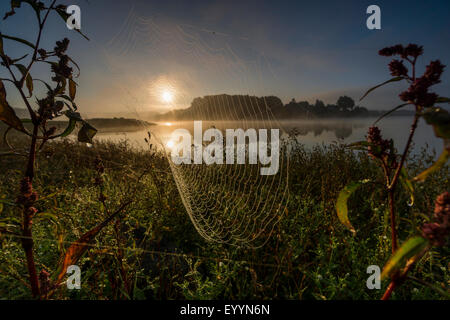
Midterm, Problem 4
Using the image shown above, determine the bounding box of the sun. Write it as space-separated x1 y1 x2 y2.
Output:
166 140 175 149
161 90 174 103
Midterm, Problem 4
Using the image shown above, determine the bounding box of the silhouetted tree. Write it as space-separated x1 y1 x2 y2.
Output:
315 100 325 108
314 99 326 114
337 96 355 111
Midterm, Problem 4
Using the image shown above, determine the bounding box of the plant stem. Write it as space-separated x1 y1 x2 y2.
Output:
26 124 38 179
389 114 420 190
12 1 57 299
388 190 397 253
382 113 420 300
21 124 40 298
22 228 39 297
386 113 420 260
381 281 396 300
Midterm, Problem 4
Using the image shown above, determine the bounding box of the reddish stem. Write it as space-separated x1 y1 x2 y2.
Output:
381 281 397 300
382 108 420 299
21 218 40 297
388 190 398 253
21 124 40 298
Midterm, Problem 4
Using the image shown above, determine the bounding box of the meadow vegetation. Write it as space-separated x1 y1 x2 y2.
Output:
0 135 448 299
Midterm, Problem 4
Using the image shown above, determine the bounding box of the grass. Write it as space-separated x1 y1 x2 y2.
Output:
0 134 448 300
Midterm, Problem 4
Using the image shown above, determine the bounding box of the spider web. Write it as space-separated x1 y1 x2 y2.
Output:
102 6 290 248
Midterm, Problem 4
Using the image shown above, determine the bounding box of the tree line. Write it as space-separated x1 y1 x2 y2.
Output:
157 94 370 121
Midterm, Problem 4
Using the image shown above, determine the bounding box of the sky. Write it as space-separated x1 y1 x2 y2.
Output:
0 0 449 117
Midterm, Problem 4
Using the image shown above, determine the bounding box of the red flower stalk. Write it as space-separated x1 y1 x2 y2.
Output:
379 44 423 59
388 60 408 77
17 177 39 208
367 126 391 159
423 60 445 85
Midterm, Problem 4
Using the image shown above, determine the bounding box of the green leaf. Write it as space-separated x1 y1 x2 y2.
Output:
345 141 377 152
413 149 449 182
0 222 19 232
346 141 370 148
69 78 76 100
360 77 404 101
0 79 25 132
436 97 450 104
51 110 82 138
0 215 20 225
373 103 412 125
335 180 370 233
0 195 5 214
422 107 450 169
381 236 428 280
399 167 414 206
78 122 97 144
13 64 33 97
0 34 36 50
34 212 59 224
35 192 58 202
422 107 450 142
58 117 77 138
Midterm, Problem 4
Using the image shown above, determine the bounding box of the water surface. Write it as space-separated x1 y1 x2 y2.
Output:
95 117 443 156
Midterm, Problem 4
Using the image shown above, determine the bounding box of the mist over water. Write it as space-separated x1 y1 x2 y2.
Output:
94 116 442 157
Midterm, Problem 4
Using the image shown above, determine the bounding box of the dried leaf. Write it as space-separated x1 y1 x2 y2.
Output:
68 78 76 100
78 122 97 144
0 80 25 132
55 203 130 283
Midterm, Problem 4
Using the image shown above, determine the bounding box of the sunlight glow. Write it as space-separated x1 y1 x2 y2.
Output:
166 140 175 149
161 90 174 103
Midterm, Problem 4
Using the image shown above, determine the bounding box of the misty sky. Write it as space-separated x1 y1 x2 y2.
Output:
1 0 449 117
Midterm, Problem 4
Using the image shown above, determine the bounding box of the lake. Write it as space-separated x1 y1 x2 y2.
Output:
95 117 443 157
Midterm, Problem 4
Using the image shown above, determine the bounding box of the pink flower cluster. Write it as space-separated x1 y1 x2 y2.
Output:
422 192 450 246
379 44 446 108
